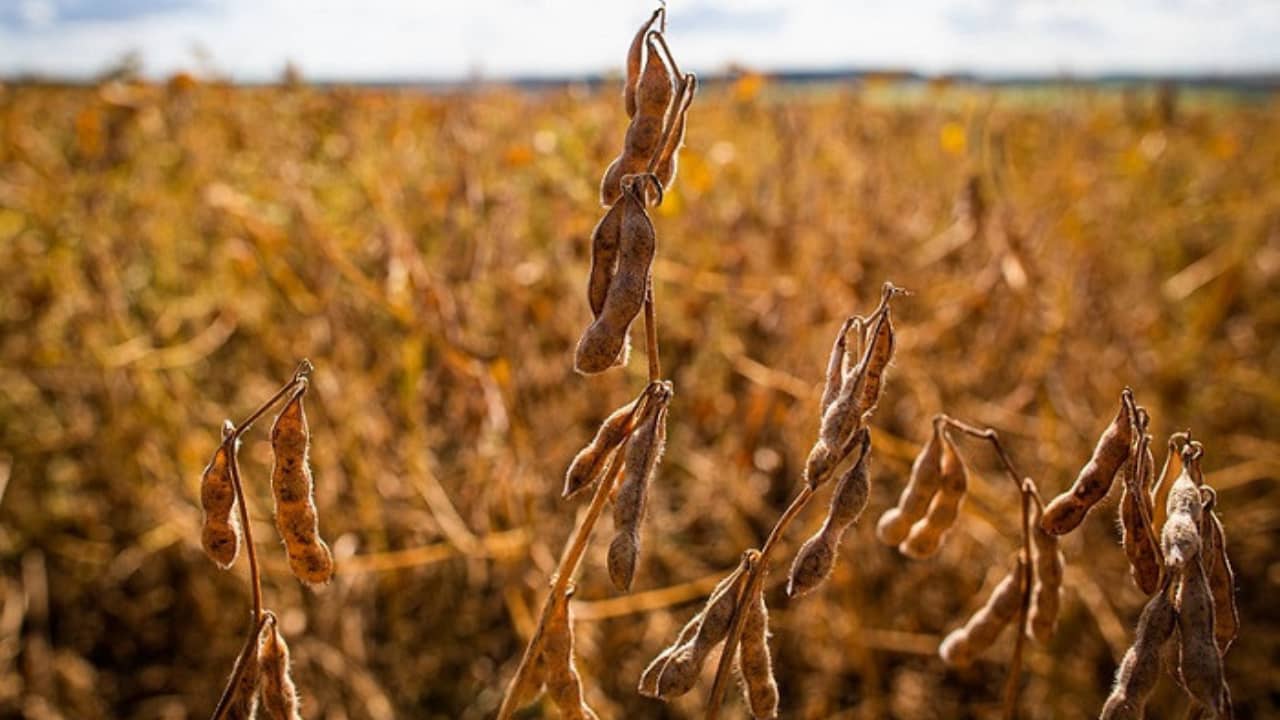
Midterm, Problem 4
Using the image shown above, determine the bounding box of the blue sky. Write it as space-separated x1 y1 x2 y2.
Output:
1 0 1277 80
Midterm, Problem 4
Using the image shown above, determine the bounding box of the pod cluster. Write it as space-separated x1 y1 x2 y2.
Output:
576 9 696 375
1100 440 1238 719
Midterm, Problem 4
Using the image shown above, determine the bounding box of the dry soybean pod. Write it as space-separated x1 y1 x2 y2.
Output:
876 417 944 546
788 430 871 598
542 586 600 720
623 8 665 119
563 391 645 499
1100 579 1178 720
900 428 967 559
1200 494 1238 656
601 34 674 206
270 380 334 587
1151 431 1188 534
224 617 269 720
1121 432 1161 594
607 384 671 591
736 586 778 719
939 557 1026 667
1162 450 1204 570
1176 557 1225 717
639 611 702 697
586 200 626 319
1041 389 1135 535
260 616 300 720
201 420 241 569
802 317 863 488
654 73 697 193
655 552 754 699
575 176 656 374
850 302 896 423
1028 500 1065 643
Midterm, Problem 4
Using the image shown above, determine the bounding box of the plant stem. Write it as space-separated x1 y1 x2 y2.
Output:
705 483 815 720
496 388 655 720
1002 482 1034 720
209 360 312 720
209 612 273 720
644 287 661 383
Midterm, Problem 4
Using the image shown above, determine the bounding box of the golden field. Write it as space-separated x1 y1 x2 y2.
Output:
0 76 1277 718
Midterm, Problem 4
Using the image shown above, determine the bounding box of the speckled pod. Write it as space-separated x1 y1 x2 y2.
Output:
270 382 334 587
201 420 241 569
1041 395 1133 535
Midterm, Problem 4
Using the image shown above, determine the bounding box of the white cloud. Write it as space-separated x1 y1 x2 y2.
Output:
0 0 1276 80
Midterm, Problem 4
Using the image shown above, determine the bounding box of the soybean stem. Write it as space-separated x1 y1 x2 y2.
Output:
496 388 654 720
1002 483 1034 720
644 287 661 383
209 360 312 720
706 482 816 719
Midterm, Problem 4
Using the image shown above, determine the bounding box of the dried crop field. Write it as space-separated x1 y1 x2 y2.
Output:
0 74 1277 719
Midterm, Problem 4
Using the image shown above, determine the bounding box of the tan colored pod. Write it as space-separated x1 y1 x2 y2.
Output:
542 588 600 720
654 74 696 193
1162 465 1203 569
876 421 943 546
586 200 626 319
270 382 335 587
736 588 778 720
608 386 670 591
1201 511 1238 656
260 621 300 720
1176 559 1225 717
563 394 639 499
851 306 895 422
900 431 966 559
575 180 655 374
788 431 871 598
819 306 894 455
226 622 266 720
820 317 858 418
601 37 673 206
638 612 701 697
201 420 241 570
939 559 1026 667
1100 586 1177 720
655 555 751 698
1151 435 1185 534
623 9 664 119
1041 394 1133 535
1121 437 1161 595
1028 504 1064 643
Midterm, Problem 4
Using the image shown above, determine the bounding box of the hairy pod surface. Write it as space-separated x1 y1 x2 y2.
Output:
1176 560 1225 717
1029 504 1065 643
1202 511 1238 656
200 430 241 570
1162 466 1204 569
654 75 696 193
820 318 857 418
542 588 599 720
261 622 300 720
623 9 663 118
939 560 1025 667
586 201 625 319
608 387 669 590
789 432 871 598
655 558 749 698
1041 396 1133 535
851 307 895 422
876 421 943 546
601 37 674 206
270 383 334 587
1121 440 1161 595
900 431 966 559
227 624 266 720
575 182 655 374
1100 587 1177 720
1151 437 1185 535
737 588 778 719
563 395 639 499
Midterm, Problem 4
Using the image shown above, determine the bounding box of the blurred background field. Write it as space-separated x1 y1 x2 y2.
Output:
0 75 1278 719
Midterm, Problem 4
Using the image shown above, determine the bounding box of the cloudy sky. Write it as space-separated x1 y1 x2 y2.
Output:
2 0 1277 81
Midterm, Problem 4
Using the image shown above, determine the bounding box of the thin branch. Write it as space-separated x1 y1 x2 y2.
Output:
936 414 1042 511
706 484 815 720
1002 483 1034 720
496 384 661 720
